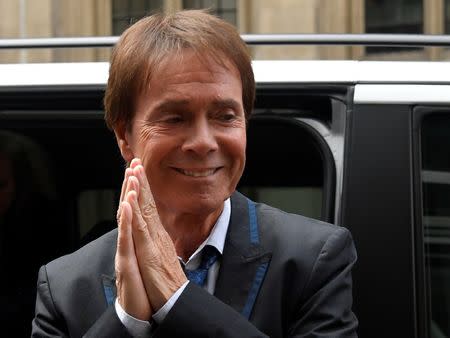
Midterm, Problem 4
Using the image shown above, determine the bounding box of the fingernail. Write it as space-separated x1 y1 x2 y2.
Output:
131 158 141 168
132 165 142 180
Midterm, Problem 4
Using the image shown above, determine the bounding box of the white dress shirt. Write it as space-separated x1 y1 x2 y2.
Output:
115 198 231 337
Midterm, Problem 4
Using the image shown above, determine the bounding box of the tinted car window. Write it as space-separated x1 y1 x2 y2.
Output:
0 88 338 336
421 113 450 337
239 115 332 221
0 108 123 335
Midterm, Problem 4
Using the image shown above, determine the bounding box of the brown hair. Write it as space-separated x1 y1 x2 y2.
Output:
104 9 255 131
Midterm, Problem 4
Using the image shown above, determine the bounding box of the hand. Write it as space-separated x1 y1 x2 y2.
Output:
115 165 152 320
127 158 188 311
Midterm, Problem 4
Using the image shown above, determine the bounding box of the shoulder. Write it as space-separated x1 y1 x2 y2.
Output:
254 200 357 297
253 199 355 265
45 228 117 282
257 201 349 240
35 229 118 331
231 191 352 253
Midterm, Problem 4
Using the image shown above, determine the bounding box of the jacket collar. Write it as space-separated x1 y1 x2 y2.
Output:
214 191 272 319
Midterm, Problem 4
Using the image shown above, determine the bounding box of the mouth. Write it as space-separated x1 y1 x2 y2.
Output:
173 167 222 177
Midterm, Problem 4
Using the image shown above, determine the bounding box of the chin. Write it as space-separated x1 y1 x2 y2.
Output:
180 191 228 215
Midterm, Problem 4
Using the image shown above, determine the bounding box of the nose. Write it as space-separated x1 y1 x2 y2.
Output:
181 118 218 156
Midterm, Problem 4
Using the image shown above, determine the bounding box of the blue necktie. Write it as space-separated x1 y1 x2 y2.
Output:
185 245 219 287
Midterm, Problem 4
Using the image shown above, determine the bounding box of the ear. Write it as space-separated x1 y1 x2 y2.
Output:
113 124 134 163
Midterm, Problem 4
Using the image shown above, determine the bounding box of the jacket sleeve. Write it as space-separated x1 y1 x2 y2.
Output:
31 265 132 338
287 227 358 337
32 265 69 338
152 282 269 338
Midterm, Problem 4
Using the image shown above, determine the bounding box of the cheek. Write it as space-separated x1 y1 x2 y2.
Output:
227 132 247 171
138 137 174 179
129 125 160 161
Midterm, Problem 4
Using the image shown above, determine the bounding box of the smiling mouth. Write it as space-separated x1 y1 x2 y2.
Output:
174 167 221 177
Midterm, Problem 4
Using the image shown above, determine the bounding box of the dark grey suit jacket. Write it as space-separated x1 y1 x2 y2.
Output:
32 192 358 337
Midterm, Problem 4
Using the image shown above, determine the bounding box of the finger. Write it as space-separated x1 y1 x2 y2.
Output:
128 190 153 260
119 175 140 222
119 168 133 203
133 164 156 209
117 200 134 258
133 164 162 233
116 194 153 320
130 158 142 169
117 168 133 220
118 176 141 252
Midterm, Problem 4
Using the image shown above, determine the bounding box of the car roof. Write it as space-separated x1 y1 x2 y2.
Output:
1 60 450 87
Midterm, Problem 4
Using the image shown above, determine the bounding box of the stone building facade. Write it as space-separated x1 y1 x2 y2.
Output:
0 0 448 63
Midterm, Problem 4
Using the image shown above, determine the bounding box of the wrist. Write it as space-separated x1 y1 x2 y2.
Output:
150 273 188 311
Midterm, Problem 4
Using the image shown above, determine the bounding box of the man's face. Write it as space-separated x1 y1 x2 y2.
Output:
118 50 246 217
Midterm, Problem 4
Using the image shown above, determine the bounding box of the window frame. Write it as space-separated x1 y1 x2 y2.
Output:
182 0 237 25
342 102 417 338
254 83 350 224
364 0 424 54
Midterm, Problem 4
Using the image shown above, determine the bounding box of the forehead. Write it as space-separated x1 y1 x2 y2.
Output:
148 49 241 88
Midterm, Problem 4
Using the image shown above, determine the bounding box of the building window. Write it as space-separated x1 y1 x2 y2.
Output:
183 0 236 25
365 0 423 53
446 0 450 34
112 0 164 35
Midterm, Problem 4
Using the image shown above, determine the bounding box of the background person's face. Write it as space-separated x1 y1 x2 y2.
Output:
0 153 15 217
123 50 246 217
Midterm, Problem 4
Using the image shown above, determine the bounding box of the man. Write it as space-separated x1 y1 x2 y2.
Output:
32 10 358 337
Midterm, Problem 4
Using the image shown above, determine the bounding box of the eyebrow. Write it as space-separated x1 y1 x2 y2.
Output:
154 99 190 112
154 98 241 112
210 98 241 111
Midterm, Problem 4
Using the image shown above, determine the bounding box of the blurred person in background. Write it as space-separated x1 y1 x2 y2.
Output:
0 130 60 336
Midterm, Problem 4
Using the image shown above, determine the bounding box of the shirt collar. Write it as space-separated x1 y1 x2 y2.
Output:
183 198 231 266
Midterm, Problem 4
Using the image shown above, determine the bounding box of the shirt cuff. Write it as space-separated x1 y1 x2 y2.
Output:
114 280 190 336
115 298 151 337
153 280 189 323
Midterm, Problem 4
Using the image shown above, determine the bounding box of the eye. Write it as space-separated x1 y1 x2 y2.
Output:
218 111 237 122
162 115 184 124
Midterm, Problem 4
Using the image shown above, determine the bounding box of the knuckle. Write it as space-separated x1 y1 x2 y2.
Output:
141 205 155 218
134 219 149 234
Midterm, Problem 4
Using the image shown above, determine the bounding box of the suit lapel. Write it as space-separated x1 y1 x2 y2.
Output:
215 192 272 319
102 274 116 306
98 230 117 308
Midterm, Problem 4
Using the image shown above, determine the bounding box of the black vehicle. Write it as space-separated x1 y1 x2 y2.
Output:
0 37 449 337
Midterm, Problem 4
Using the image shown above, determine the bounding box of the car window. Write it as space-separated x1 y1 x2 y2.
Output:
420 113 450 338
238 114 333 222
237 90 344 224
0 88 338 335
0 107 122 334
